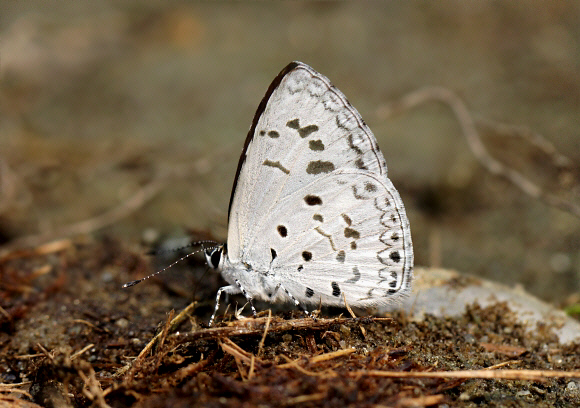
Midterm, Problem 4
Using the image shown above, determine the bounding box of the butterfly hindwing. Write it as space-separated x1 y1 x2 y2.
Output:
253 170 412 307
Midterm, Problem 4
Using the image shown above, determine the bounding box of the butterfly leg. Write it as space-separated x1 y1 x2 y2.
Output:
209 284 242 327
280 284 313 319
234 278 258 319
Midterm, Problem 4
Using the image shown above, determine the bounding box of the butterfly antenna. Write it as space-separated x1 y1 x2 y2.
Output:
146 240 220 256
122 242 219 288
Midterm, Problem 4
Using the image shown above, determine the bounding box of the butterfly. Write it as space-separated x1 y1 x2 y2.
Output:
204 61 413 325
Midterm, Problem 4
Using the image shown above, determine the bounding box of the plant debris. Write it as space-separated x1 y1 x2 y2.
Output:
1 238 580 407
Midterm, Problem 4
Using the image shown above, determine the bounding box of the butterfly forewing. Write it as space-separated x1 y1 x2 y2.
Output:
225 61 413 308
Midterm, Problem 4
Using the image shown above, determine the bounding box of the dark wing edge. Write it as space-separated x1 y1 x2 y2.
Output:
227 61 305 220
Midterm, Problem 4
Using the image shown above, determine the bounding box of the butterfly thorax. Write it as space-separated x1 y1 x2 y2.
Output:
205 244 285 303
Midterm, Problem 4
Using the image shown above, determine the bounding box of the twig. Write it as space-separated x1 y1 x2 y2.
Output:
285 392 327 405
220 338 263 365
169 356 212 384
220 339 262 381
257 310 271 358
173 317 390 344
35 343 54 363
278 355 336 378
0 306 10 321
309 348 356 364
71 343 94 361
484 360 522 370
396 395 446 407
0 239 72 263
153 309 175 372
0 381 33 400
378 86 580 219
352 369 580 381
124 302 197 382
135 302 197 361
343 293 357 319
78 367 111 408
277 348 356 368
248 354 256 380
475 117 573 169
0 388 34 400
71 319 111 334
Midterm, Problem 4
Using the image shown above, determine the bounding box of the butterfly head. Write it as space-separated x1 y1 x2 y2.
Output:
204 244 226 270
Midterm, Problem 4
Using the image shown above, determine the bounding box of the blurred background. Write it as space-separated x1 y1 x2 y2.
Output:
1 2 579 304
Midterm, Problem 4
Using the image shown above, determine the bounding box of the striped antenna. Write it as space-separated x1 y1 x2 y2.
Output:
122 240 219 288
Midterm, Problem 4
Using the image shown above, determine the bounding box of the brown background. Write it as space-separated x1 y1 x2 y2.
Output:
1 2 579 303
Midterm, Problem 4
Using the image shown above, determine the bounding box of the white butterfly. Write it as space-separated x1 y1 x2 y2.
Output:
205 62 413 325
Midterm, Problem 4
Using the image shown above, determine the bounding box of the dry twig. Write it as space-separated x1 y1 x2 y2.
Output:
378 86 580 218
257 309 272 358
173 317 389 344
78 367 111 408
352 368 580 381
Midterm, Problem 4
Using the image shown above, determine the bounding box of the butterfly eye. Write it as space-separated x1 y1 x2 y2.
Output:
204 247 222 270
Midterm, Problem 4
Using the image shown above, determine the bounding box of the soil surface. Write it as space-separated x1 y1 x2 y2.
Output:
1 238 580 407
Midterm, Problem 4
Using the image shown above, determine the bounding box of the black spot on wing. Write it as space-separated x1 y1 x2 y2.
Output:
309 140 325 151
347 134 363 155
331 282 341 297
305 287 314 298
277 225 287 237
313 214 323 222
263 160 290 174
390 251 401 263
355 158 367 170
267 130 280 138
304 195 322 205
228 62 301 220
298 125 319 138
286 119 300 129
345 267 360 283
306 160 335 174
352 185 365 200
302 251 312 261
365 182 377 192
344 227 360 239
341 214 352 226
336 250 345 263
